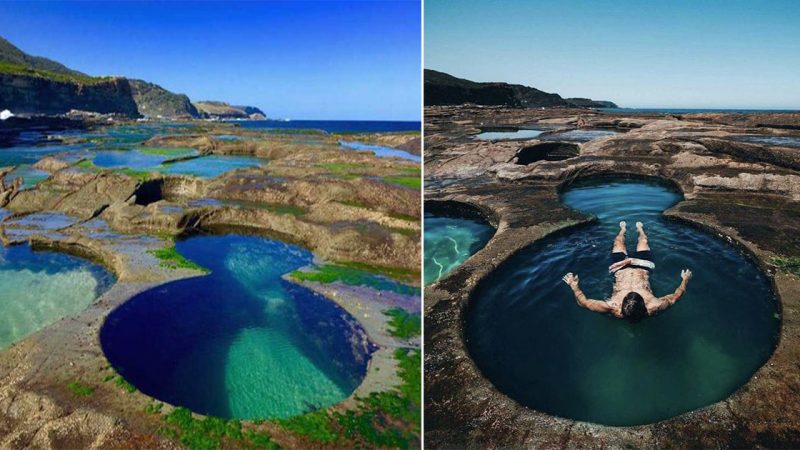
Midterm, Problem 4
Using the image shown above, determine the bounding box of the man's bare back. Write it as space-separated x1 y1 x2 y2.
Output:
562 221 692 322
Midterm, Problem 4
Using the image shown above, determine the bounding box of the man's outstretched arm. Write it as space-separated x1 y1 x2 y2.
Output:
652 269 692 313
562 273 614 314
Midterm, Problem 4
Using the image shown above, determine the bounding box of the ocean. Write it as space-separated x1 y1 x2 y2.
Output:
235 120 421 133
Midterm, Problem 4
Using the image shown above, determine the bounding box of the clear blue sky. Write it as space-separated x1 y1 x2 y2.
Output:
426 0 800 109
0 1 421 120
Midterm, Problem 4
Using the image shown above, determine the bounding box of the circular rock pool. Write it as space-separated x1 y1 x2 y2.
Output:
0 244 115 349
424 210 494 285
100 234 373 419
466 179 779 426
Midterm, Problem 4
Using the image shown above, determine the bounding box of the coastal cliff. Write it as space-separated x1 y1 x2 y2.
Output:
0 36 263 119
128 79 200 118
0 73 140 116
424 69 616 108
194 101 267 119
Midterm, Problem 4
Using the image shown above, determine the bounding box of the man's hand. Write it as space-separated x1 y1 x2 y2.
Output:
608 258 631 273
562 272 579 288
681 269 692 281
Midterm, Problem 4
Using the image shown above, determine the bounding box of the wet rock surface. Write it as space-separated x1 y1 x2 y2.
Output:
424 105 800 448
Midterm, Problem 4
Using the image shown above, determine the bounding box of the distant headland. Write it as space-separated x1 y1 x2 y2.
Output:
0 36 265 120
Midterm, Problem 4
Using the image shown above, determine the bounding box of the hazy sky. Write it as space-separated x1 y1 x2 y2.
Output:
425 0 800 109
0 1 421 120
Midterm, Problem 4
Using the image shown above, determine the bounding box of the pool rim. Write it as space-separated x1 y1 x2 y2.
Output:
424 171 786 435
462 176 781 426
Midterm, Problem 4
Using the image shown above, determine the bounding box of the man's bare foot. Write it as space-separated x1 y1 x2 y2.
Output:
619 221 626 232
636 221 644 231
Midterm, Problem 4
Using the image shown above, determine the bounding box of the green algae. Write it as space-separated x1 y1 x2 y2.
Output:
67 381 94 397
114 375 137 393
384 308 421 339
278 410 338 444
387 211 418 222
75 159 153 181
76 160 101 171
148 245 209 272
382 176 421 189
773 256 800 276
160 407 279 450
116 167 153 181
145 402 164 414
337 260 418 284
278 348 421 448
289 263 419 295
389 226 418 237
138 147 196 157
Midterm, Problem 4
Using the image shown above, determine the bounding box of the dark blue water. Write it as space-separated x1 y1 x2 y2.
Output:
466 180 779 426
237 120 420 133
100 235 371 419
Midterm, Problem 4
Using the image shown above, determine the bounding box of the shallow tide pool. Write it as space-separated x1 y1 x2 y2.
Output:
423 213 494 285
0 244 115 349
540 129 617 142
475 129 543 140
339 141 421 162
466 179 779 426
100 234 371 419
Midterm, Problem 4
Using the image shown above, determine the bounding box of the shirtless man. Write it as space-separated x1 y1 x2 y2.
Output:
562 221 692 323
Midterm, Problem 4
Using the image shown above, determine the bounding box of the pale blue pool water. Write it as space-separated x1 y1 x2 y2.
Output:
339 141 421 162
161 155 264 178
0 244 115 349
6 165 49 189
466 179 779 426
475 129 544 140
424 213 494 285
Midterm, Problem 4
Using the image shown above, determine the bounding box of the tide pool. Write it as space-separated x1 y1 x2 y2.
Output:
424 213 494 285
0 244 115 349
466 180 779 425
339 141 421 162
100 234 371 419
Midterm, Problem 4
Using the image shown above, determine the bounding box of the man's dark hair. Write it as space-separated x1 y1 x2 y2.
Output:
621 292 647 323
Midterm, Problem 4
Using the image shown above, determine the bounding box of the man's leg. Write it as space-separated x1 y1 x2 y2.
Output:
636 221 650 252
613 221 627 254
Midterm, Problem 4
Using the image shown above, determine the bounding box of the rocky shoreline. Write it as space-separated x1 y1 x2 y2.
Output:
424 105 800 448
0 121 421 448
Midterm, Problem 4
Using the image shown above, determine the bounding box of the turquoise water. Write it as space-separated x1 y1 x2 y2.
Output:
475 129 543 140
6 165 49 189
100 235 371 419
0 244 115 349
466 180 779 425
339 141 421 162
1 124 260 179
424 213 494 285
92 150 173 170
0 143 86 166
161 155 263 177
